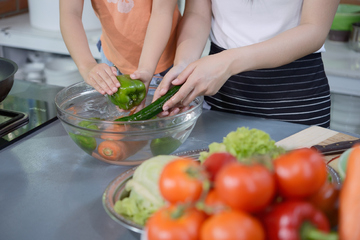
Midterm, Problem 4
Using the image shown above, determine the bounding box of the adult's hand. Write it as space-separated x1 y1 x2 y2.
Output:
153 64 186 100
82 63 119 95
153 64 188 117
162 52 233 113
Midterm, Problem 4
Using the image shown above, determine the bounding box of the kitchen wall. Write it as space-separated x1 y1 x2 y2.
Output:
0 0 28 19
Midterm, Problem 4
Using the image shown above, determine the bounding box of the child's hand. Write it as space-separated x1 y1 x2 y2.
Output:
83 63 119 95
130 69 153 88
128 69 153 111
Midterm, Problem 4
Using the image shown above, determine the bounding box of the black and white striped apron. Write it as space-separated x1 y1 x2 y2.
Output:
204 42 331 128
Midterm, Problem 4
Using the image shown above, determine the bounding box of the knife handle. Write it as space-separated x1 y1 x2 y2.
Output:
311 139 360 154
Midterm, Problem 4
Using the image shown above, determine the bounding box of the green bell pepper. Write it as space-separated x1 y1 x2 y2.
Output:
78 120 99 129
150 136 182 156
69 132 97 154
69 120 99 154
108 75 146 110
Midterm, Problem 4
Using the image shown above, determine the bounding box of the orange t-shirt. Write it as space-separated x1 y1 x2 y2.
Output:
91 0 181 74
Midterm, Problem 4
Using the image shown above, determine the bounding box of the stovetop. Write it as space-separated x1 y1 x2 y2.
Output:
0 80 64 150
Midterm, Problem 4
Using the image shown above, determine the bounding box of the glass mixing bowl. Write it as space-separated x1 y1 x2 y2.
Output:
55 81 203 165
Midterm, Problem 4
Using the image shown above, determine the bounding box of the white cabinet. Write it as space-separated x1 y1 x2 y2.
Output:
0 13 101 59
0 13 101 86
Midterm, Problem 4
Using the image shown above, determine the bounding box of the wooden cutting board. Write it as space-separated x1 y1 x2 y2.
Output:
276 126 359 172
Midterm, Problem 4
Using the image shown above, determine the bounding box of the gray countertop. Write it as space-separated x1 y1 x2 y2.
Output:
0 109 313 240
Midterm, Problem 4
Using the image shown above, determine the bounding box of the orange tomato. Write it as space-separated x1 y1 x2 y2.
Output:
200 210 265 240
159 158 208 204
146 205 207 240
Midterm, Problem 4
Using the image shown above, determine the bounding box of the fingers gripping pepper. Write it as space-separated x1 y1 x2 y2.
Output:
262 200 338 240
108 75 146 110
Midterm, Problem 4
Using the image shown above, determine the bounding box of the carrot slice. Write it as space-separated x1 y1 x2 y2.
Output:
98 141 124 161
339 144 360 240
97 140 148 161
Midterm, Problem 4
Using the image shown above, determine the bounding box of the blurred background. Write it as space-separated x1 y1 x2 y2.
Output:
0 0 359 136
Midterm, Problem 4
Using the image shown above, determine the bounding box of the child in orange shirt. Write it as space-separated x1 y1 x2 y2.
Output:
60 0 181 96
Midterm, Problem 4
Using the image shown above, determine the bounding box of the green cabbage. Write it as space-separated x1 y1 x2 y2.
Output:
114 155 178 226
199 127 285 163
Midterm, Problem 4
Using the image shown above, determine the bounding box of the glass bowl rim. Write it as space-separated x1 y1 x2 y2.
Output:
54 81 204 127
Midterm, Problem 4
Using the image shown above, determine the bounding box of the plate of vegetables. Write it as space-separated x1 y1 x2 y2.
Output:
103 127 347 239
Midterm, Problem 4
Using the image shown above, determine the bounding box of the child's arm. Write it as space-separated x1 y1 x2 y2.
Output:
59 0 119 95
130 0 179 87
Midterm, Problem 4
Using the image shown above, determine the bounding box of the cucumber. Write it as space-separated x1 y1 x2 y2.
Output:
115 85 181 121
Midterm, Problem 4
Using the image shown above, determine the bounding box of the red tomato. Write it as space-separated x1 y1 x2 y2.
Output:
203 152 237 181
273 148 328 199
202 152 237 181
200 210 265 240
159 157 208 204
146 205 207 240
215 162 276 213
308 180 340 227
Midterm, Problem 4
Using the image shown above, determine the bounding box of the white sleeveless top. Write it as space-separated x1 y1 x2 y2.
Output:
209 0 325 52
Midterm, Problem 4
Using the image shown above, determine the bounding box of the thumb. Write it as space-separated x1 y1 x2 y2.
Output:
130 71 140 80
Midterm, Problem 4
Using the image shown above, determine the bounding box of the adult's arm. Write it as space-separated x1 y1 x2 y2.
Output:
153 0 212 102
160 0 340 113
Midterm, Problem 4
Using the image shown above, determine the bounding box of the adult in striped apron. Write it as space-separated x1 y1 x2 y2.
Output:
205 43 331 128
155 0 339 129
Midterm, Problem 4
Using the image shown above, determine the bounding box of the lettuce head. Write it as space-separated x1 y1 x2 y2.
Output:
199 127 285 162
114 155 178 226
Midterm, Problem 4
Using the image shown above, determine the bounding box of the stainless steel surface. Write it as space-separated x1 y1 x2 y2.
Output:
0 80 63 149
3 109 355 240
327 164 342 188
0 109 29 138
174 148 209 158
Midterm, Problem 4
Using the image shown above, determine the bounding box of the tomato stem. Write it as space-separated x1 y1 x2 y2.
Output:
185 166 202 178
170 205 185 220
